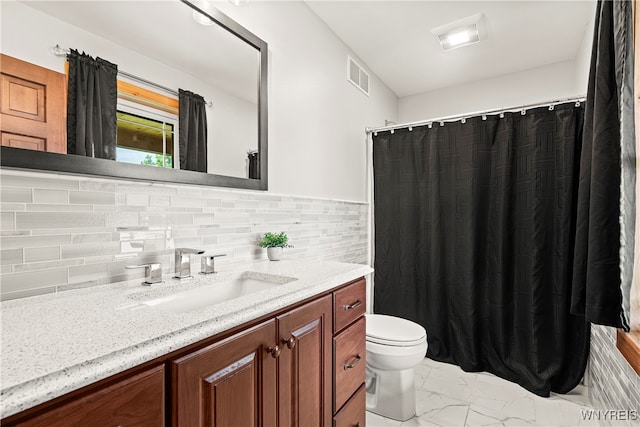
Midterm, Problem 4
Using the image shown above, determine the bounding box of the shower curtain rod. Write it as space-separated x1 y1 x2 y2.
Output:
365 96 587 134
51 44 213 108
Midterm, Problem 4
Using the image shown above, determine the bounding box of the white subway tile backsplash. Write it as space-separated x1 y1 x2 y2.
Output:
1 286 56 301
13 258 84 273
0 268 67 294
1 234 71 249
33 189 69 204
1 212 15 231
1 203 26 211
125 193 149 206
0 170 368 299
1 173 79 190
24 246 60 263
16 212 106 229
61 242 121 259
70 190 116 205
1 187 32 203
1 249 23 265
27 204 93 212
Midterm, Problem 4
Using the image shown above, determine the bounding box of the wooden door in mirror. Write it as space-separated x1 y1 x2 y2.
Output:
0 54 66 154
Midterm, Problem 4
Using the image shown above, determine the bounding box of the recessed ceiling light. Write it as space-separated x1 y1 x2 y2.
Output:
228 0 250 6
431 14 484 51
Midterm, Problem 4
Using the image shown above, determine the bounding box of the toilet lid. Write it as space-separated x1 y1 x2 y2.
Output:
366 314 427 346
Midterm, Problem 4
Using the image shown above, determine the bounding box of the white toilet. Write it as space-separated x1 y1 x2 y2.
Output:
365 313 428 421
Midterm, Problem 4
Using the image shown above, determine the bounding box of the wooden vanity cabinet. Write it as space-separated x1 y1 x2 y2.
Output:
6 365 165 427
171 295 334 427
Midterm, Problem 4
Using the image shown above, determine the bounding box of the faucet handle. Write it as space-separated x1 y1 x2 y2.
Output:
176 248 205 255
200 254 227 275
126 263 163 286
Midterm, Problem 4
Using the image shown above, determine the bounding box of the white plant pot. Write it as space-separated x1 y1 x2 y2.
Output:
267 247 283 261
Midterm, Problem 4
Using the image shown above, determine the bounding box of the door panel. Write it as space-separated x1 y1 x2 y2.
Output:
278 295 332 427
0 54 66 153
171 320 277 427
1 132 45 151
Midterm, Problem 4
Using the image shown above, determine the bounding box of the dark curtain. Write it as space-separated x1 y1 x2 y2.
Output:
66 49 117 159
178 89 208 173
571 0 630 331
373 103 589 396
248 151 259 179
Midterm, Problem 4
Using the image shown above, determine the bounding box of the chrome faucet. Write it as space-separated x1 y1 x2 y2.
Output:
126 263 163 286
174 248 205 280
200 253 227 274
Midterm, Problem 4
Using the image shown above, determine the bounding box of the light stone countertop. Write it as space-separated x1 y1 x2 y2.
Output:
0 259 373 419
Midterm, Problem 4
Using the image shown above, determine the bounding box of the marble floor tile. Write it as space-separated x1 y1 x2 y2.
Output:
367 358 599 427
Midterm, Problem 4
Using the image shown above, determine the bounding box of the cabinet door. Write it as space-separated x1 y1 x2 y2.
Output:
9 365 165 427
171 320 278 427
277 295 333 427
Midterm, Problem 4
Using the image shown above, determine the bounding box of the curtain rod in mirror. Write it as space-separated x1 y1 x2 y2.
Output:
51 44 213 108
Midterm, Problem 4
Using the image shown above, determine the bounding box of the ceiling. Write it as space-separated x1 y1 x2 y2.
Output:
305 0 596 98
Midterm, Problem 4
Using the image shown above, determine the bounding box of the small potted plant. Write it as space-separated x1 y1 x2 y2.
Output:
259 232 292 261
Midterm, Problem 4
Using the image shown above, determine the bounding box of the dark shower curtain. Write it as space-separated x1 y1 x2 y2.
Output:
66 49 118 159
179 89 208 173
373 103 589 396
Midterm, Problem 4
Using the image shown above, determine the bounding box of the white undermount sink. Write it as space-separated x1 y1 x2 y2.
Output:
140 272 297 313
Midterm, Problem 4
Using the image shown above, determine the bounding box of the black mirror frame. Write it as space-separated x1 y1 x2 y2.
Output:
0 0 268 191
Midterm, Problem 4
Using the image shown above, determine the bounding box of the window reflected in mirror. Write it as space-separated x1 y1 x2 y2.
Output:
116 110 176 169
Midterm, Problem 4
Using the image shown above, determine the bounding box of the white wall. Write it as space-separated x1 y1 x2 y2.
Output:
210 1 398 202
398 60 584 123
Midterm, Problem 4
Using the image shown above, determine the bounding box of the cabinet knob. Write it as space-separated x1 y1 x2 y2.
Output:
283 336 296 349
267 345 281 358
344 354 362 370
343 300 361 311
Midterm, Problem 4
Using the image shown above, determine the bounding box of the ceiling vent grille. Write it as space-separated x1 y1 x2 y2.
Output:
347 55 369 96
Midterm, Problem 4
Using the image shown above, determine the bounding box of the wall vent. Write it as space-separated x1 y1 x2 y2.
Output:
347 55 370 96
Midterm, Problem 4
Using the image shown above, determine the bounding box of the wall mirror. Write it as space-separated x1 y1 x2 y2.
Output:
0 0 268 190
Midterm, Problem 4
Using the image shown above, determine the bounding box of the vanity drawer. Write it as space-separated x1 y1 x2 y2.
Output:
333 278 366 334
333 316 366 412
333 384 365 427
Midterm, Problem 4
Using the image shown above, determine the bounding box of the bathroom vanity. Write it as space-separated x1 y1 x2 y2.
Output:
0 260 370 426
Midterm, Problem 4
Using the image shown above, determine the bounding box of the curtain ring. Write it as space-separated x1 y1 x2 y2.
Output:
390 129 395 134
408 126 413 131
374 131 378 136
575 101 581 107
482 115 487 121
549 105 555 111
461 118 466 124
521 109 526 115
439 121 444 127
428 122 432 129
499 112 505 118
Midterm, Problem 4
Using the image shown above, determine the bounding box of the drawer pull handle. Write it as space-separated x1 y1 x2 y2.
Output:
343 300 362 311
267 345 281 358
283 336 297 349
344 354 362 370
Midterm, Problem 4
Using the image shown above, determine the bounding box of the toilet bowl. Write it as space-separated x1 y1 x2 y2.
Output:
365 314 428 421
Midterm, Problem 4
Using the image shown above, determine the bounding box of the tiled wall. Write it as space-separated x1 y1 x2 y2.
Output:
588 325 640 426
0 170 368 301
